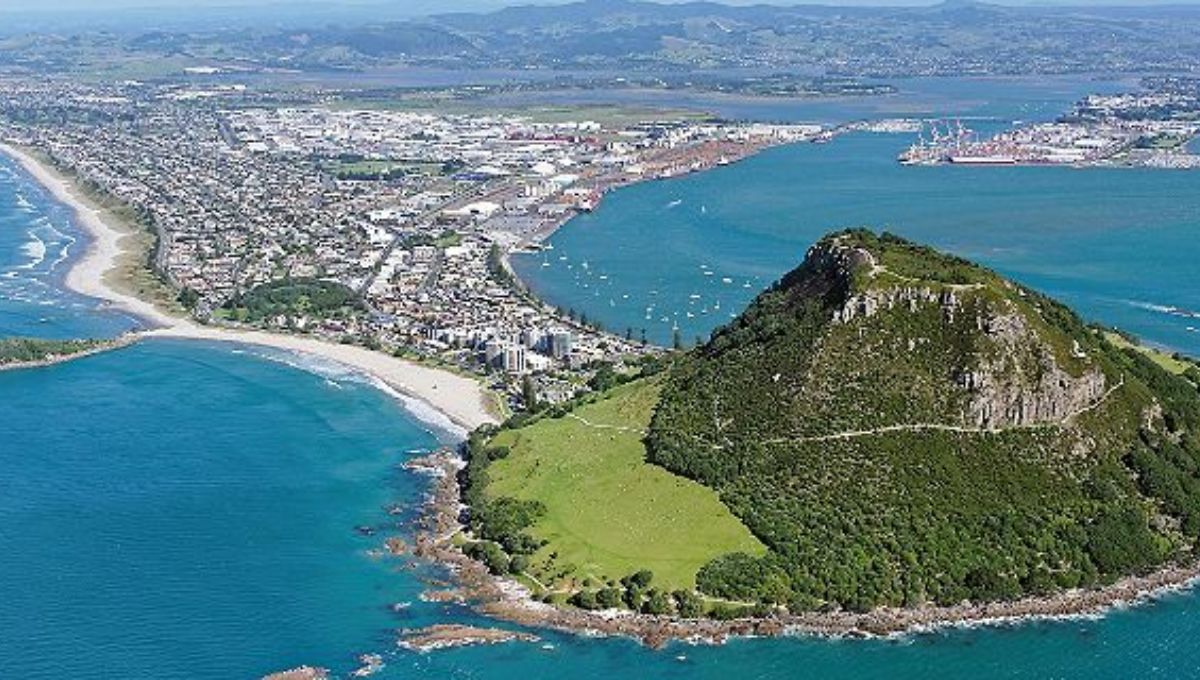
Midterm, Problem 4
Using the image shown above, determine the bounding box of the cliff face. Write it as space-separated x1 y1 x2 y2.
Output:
647 229 1200 613
956 309 1108 428
808 234 1109 430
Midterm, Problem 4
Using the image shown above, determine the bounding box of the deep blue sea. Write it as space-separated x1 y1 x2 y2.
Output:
5 78 1200 679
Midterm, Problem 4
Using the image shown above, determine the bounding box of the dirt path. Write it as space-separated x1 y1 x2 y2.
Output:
762 375 1125 446
566 413 647 436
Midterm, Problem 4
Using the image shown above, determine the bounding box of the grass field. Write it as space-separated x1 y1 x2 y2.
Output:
485 379 765 591
1106 332 1196 375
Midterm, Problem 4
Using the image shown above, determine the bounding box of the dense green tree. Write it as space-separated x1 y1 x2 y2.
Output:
597 587 623 609
571 590 599 610
673 590 704 618
463 541 510 575
643 589 673 615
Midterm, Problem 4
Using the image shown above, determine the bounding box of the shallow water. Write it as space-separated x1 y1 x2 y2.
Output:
0 156 140 339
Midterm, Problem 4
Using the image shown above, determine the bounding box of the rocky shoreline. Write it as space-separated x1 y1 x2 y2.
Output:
397 624 540 653
262 666 329 680
407 449 1200 648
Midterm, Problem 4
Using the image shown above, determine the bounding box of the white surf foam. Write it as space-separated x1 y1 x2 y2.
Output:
1128 300 1200 320
239 345 467 443
1129 300 1175 314
19 231 46 270
362 374 468 443
48 241 72 272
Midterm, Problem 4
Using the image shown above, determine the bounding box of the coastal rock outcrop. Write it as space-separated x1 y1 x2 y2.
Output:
397 624 540 652
262 666 328 680
956 309 1108 428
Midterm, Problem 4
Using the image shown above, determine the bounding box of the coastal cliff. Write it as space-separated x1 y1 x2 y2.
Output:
821 239 1110 429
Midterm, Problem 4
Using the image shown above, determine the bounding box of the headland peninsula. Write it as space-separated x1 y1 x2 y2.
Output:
6 88 1200 656
436 231 1200 645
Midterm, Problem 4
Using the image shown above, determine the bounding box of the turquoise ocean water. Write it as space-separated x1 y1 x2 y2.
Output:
5 78 1200 679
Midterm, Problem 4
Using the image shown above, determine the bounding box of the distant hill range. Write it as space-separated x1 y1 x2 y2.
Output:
5 0 1200 77
471 230 1200 615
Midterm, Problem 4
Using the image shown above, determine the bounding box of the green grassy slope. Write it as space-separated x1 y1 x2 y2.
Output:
1106 331 1200 377
480 379 765 593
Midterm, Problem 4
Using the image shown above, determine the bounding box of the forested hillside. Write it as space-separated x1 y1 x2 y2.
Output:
646 230 1200 611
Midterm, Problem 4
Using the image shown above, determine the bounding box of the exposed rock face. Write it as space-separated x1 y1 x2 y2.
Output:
957 310 1107 428
813 237 1109 430
804 240 877 280
960 358 1107 428
782 240 878 305
841 287 1109 429
835 285 960 324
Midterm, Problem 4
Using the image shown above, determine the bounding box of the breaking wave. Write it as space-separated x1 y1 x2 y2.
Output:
239 345 467 444
1128 300 1200 321
19 231 46 270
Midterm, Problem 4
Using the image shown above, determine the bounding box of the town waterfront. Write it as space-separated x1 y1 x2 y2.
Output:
5 83 1200 678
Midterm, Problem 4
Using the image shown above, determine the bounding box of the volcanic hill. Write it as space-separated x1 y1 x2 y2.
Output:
469 230 1200 615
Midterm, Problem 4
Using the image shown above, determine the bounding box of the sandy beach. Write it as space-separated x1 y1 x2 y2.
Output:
0 142 498 434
